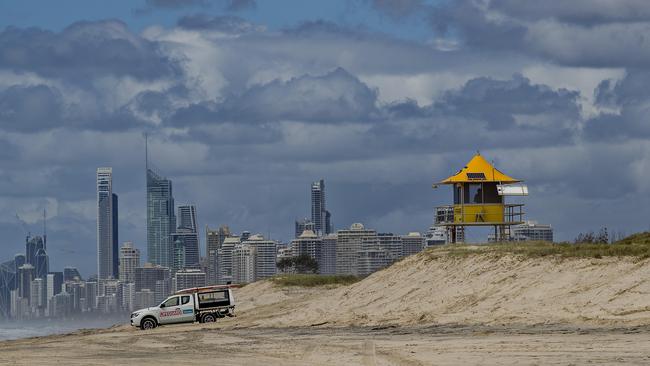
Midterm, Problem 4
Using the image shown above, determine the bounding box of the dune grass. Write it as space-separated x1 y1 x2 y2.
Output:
425 232 650 259
270 274 361 287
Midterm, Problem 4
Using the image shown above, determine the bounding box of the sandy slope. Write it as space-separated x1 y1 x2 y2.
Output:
2 250 650 365
233 250 650 327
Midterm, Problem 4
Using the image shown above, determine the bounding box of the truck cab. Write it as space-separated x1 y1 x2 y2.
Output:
130 286 235 330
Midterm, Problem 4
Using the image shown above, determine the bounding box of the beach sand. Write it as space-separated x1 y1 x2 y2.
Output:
2 250 650 365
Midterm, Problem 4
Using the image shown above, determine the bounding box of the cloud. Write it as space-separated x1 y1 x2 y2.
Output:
137 0 254 13
168 67 380 126
0 20 180 82
425 0 650 68
489 0 650 25
177 14 264 34
0 85 64 132
367 0 427 20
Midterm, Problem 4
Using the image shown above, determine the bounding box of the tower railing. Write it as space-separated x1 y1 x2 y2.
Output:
434 204 525 225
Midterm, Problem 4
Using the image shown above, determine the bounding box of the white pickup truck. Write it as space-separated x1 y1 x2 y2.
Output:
130 285 236 330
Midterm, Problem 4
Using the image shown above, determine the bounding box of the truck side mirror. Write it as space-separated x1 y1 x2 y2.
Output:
160 303 165 308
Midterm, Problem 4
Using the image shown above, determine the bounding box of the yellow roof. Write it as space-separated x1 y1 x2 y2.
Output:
439 154 520 184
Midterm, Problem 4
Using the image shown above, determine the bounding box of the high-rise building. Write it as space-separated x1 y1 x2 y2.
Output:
119 242 140 283
311 180 332 235
134 263 171 304
30 278 45 310
174 269 206 292
146 167 176 269
320 234 337 275
97 167 115 279
112 193 119 277
177 205 197 232
34 248 49 280
245 235 277 281
291 230 321 272
232 244 255 284
46 272 63 312
294 219 315 239
206 226 226 285
216 237 238 284
377 233 403 261
84 281 98 311
122 282 135 312
63 267 82 282
336 223 376 275
357 233 393 276
135 289 155 309
172 237 186 273
512 221 554 242
0 261 16 319
172 206 199 270
401 232 425 257
13 254 25 274
18 264 34 303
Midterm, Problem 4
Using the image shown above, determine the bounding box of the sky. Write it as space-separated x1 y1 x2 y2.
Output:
0 0 649 276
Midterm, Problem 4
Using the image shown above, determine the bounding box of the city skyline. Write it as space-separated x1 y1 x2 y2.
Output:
1 0 649 277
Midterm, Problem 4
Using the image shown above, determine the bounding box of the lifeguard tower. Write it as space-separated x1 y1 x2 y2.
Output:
434 153 528 243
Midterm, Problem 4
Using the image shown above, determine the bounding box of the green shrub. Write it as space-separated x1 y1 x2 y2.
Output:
270 274 361 287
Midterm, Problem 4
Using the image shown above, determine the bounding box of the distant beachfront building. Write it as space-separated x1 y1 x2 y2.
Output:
119 242 140 283
295 218 315 239
291 230 321 262
512 221 554 242
217 237 239 284
174 269 206 292
245 235 278 281
232 244 255 284
320 234 337 275
401 232 425 257
206 225 230 284
135 264 170 298
336 223 377 276
377 233 403 261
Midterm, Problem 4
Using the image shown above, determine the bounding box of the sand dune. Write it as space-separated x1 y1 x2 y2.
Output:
234 249 650 327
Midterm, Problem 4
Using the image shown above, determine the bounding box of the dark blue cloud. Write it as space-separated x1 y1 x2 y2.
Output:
0 20 180 81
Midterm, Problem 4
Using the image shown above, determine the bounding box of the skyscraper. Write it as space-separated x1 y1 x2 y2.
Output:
146 167 176 269
112 193 119 278
294 218 315 238
172 205 199 270
97 168 115 279
177 205 197 231
311 179 332 235
119 242 140 283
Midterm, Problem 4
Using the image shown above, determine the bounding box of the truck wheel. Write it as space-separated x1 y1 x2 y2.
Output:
140 317 157 330
202 314 216 323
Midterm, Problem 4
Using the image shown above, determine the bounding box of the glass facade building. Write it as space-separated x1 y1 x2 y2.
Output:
146 168 176 269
